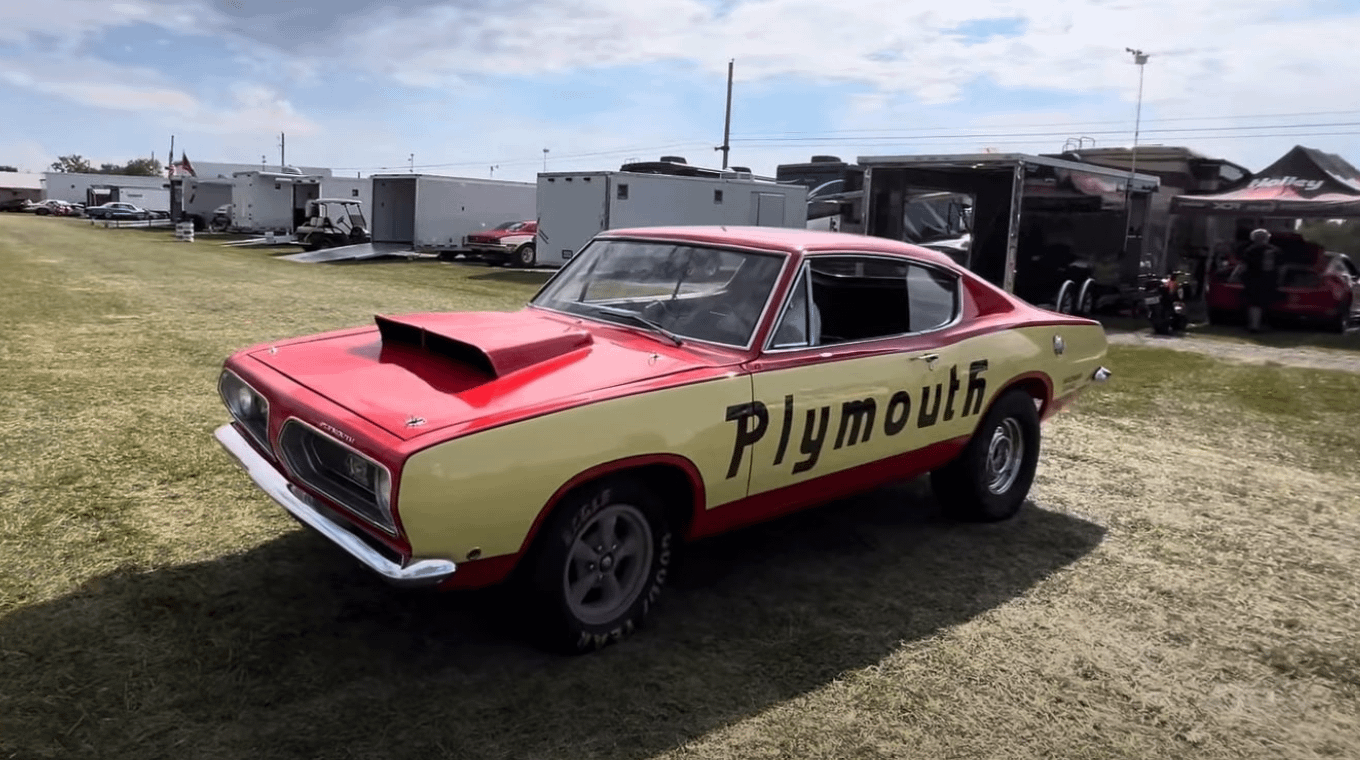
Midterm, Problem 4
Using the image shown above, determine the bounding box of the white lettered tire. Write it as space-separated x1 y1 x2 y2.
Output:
528 476 672 653
929 388 1041 522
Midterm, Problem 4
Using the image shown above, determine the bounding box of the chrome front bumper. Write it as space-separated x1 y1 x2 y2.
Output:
213 423 457 588
1092 366 1113 383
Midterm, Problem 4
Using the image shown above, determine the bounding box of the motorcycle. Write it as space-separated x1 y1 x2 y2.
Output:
1138 270 1192 335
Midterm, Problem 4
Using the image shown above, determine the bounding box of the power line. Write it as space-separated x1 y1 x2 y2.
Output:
752 130 1360 150
734 109 1360 139
730 121 1360 145
329 141 714 172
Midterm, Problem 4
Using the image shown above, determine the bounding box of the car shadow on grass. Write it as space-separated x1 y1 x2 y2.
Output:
0 478 1104 760
467 268 556 286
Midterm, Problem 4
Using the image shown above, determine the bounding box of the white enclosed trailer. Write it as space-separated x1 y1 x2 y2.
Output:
368 174 536 254
44 172 167 206
180 177 235 229
535 170 808 268
321 176 373 215
228 171 323 234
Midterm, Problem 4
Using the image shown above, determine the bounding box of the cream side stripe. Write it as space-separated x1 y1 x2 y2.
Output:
396 323 1106 563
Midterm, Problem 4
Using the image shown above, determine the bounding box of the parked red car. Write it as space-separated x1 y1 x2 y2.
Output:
1206 233 1359 332
463 220 538 267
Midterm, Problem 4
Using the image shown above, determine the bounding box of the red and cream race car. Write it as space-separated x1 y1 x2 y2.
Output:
214 226 1111 653
462 219 538 267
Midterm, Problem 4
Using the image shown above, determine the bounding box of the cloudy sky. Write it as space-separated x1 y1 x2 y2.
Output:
2 0 1359 181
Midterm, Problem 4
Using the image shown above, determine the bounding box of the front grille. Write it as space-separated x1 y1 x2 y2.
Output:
278 420 395 535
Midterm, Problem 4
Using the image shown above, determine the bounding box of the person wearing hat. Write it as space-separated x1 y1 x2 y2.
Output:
1240 228 1280 333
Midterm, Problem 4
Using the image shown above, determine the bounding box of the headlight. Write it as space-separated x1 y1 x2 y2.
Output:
219 370 270 450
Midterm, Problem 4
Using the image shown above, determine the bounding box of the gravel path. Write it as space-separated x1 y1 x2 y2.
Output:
1106 329 1360 373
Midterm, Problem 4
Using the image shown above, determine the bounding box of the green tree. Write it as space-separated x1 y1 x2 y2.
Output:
1298 220 1360 257
0 166 17 172
50 155 93 173
121 157 162 176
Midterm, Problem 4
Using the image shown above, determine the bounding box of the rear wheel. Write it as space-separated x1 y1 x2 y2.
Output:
930 389 1041 522
527 476 672 653
1330 296 1353 333
1076 279 1095 316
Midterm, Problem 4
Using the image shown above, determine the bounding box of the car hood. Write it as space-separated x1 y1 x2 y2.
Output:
246 309 736 441
469 228 530 240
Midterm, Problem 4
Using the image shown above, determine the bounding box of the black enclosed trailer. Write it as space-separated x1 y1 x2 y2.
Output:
858 153 1160 315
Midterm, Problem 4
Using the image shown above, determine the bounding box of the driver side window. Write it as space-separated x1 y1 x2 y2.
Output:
769 256 960 349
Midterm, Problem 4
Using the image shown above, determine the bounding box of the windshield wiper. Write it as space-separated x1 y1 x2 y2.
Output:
580 303 684 346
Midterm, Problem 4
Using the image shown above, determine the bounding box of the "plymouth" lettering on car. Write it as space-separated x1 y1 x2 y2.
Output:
724 359 989 478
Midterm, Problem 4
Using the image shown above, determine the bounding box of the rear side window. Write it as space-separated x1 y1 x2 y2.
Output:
772 256 960 348
906 264 959 332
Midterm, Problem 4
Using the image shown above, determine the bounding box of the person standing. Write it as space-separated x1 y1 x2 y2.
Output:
1240 228 1280 333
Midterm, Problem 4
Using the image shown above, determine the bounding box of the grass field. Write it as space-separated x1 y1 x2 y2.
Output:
2 215 1359 760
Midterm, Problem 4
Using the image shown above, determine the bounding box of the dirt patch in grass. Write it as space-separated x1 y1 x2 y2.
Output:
2 215 1359 760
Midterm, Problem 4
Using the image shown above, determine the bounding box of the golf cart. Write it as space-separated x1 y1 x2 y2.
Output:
296 199 371 251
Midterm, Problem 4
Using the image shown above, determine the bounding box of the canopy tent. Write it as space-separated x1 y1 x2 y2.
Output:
1169 145 1360 217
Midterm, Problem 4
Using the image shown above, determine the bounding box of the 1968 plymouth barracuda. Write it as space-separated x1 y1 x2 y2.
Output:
214 226 1111 653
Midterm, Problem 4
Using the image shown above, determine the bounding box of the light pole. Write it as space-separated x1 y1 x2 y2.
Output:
1124 48 1150 255
543 148 549 172
409 153 415 173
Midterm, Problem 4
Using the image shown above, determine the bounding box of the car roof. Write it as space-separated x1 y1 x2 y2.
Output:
597 225 958 265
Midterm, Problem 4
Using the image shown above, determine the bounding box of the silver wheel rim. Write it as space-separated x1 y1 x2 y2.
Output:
985 418 1025 495
563 504 654 626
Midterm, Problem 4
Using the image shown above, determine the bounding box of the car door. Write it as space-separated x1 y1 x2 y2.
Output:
737 253 979 500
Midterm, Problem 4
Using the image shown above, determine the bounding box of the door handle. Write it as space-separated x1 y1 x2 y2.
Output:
912 353 940 369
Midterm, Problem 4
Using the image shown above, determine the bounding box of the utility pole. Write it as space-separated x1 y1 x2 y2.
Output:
280 132 286 170
168 135 174 176
1123 48 1149 254
409 153 414 173
490 165 499 178
715 59 734 169
543 148 549 172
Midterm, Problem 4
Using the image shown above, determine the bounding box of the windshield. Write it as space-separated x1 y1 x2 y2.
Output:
532 238 787 348
495 221 530 231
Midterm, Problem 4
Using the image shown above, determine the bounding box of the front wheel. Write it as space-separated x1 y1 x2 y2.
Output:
527 477 672 653
930 389 1041 522
513 243 536 268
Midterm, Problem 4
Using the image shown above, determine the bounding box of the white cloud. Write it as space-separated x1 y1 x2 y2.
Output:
0 56 319 137
1 0 1357 178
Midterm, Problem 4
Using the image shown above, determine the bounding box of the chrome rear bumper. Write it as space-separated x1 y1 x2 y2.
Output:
213 423 457 588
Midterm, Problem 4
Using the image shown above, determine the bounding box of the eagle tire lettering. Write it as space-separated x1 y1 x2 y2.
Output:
532 476 672 655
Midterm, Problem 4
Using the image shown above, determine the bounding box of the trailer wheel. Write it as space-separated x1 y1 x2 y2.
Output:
1055 280 1076 314
514 243 537 268
1076 279 1096 316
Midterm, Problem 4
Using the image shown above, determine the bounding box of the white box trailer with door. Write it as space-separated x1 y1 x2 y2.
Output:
321 176 373 215
229 171 323 234
535 170 809 268
88 184 171 212
368 174 536 254
179 177 235 230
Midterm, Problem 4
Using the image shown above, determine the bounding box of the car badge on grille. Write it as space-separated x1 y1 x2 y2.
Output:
405 416 426 427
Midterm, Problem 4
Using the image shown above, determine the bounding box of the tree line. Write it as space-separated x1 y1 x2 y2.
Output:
47 155 164 177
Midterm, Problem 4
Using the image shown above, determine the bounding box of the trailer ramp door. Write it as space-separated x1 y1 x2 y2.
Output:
372 177 417 244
